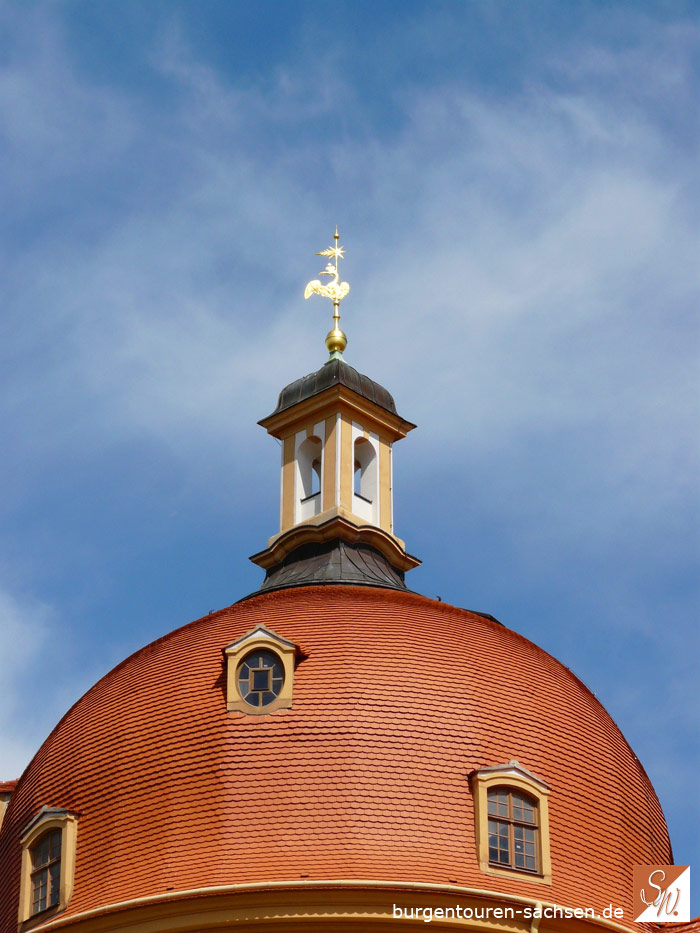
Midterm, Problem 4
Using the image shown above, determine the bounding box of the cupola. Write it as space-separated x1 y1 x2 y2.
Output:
250 230 420 592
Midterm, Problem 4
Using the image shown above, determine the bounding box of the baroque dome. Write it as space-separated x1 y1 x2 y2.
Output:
0 585 670 929
270 357 401 419
0 232 680 933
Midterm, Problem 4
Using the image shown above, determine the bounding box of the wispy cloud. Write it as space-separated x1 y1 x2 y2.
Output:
0 0 696 884
0 587 58 779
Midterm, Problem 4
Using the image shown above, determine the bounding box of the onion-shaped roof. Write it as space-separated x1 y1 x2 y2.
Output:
269 358 398 417
0 586 671 929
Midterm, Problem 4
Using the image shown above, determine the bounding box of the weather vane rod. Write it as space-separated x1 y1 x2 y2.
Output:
304 226 350 359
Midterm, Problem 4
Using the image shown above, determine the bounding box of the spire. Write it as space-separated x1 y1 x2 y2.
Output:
304 226 350 359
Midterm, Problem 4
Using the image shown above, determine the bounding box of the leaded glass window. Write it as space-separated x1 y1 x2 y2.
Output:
487 788 538 872
237 649 285 709
30 829 62 915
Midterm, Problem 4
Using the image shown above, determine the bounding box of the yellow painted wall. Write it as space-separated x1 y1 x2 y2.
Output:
281 435 295 531
323 415 337 511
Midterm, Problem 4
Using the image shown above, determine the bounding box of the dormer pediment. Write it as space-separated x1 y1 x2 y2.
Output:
225 623 296 654
224 625 298 715
474 759 551 792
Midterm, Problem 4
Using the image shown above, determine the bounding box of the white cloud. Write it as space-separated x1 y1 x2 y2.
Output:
0 6 694 560
0 579 128 780
0 2 696 794
0 586 54 779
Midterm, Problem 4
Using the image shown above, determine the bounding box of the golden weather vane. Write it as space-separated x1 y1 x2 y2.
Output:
304 226 350 358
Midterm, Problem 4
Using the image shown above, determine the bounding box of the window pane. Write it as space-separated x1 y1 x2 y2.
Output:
485 788 540 873
513 792 537 823
48 831 62 860
32 838 48 869
489 810 511 865
48 863 61 906
238 649 285 707
252 669 271 691
29 830 63 914
31 830 61 870
31 868 47 913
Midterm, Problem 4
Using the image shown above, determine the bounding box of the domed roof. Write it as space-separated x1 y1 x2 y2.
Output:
0 585 670 928
269 358 399 417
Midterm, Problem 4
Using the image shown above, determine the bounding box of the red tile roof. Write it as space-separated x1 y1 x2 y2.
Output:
0 585 671 930
655 922 700 933
0 781 17 794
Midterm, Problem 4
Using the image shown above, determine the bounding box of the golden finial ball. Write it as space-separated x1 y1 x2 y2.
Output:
326 326 347 354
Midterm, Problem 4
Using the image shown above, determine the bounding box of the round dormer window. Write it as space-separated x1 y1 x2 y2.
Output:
237 649 285 708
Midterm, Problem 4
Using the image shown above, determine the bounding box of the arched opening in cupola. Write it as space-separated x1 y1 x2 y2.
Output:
353 436 378 523
296 435 323 521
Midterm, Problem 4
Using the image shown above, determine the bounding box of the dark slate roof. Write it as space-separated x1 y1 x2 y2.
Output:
252 540 408 594
270 358 398 417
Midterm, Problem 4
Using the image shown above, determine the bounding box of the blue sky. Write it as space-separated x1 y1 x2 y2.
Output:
1 0 698 912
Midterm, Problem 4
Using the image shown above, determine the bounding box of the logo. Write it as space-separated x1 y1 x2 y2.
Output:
633 866 690 922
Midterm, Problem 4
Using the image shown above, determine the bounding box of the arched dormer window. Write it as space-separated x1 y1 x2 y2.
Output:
19 807 78 923
487 787 539 872
296 435 322 521
471 760 552 885
30 829 62 913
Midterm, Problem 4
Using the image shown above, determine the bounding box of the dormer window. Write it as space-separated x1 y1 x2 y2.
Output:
18 807 78 924
487 787 539 872
237 648 285 709
225 624 297 715
471 760 552 885
30 829 62 914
